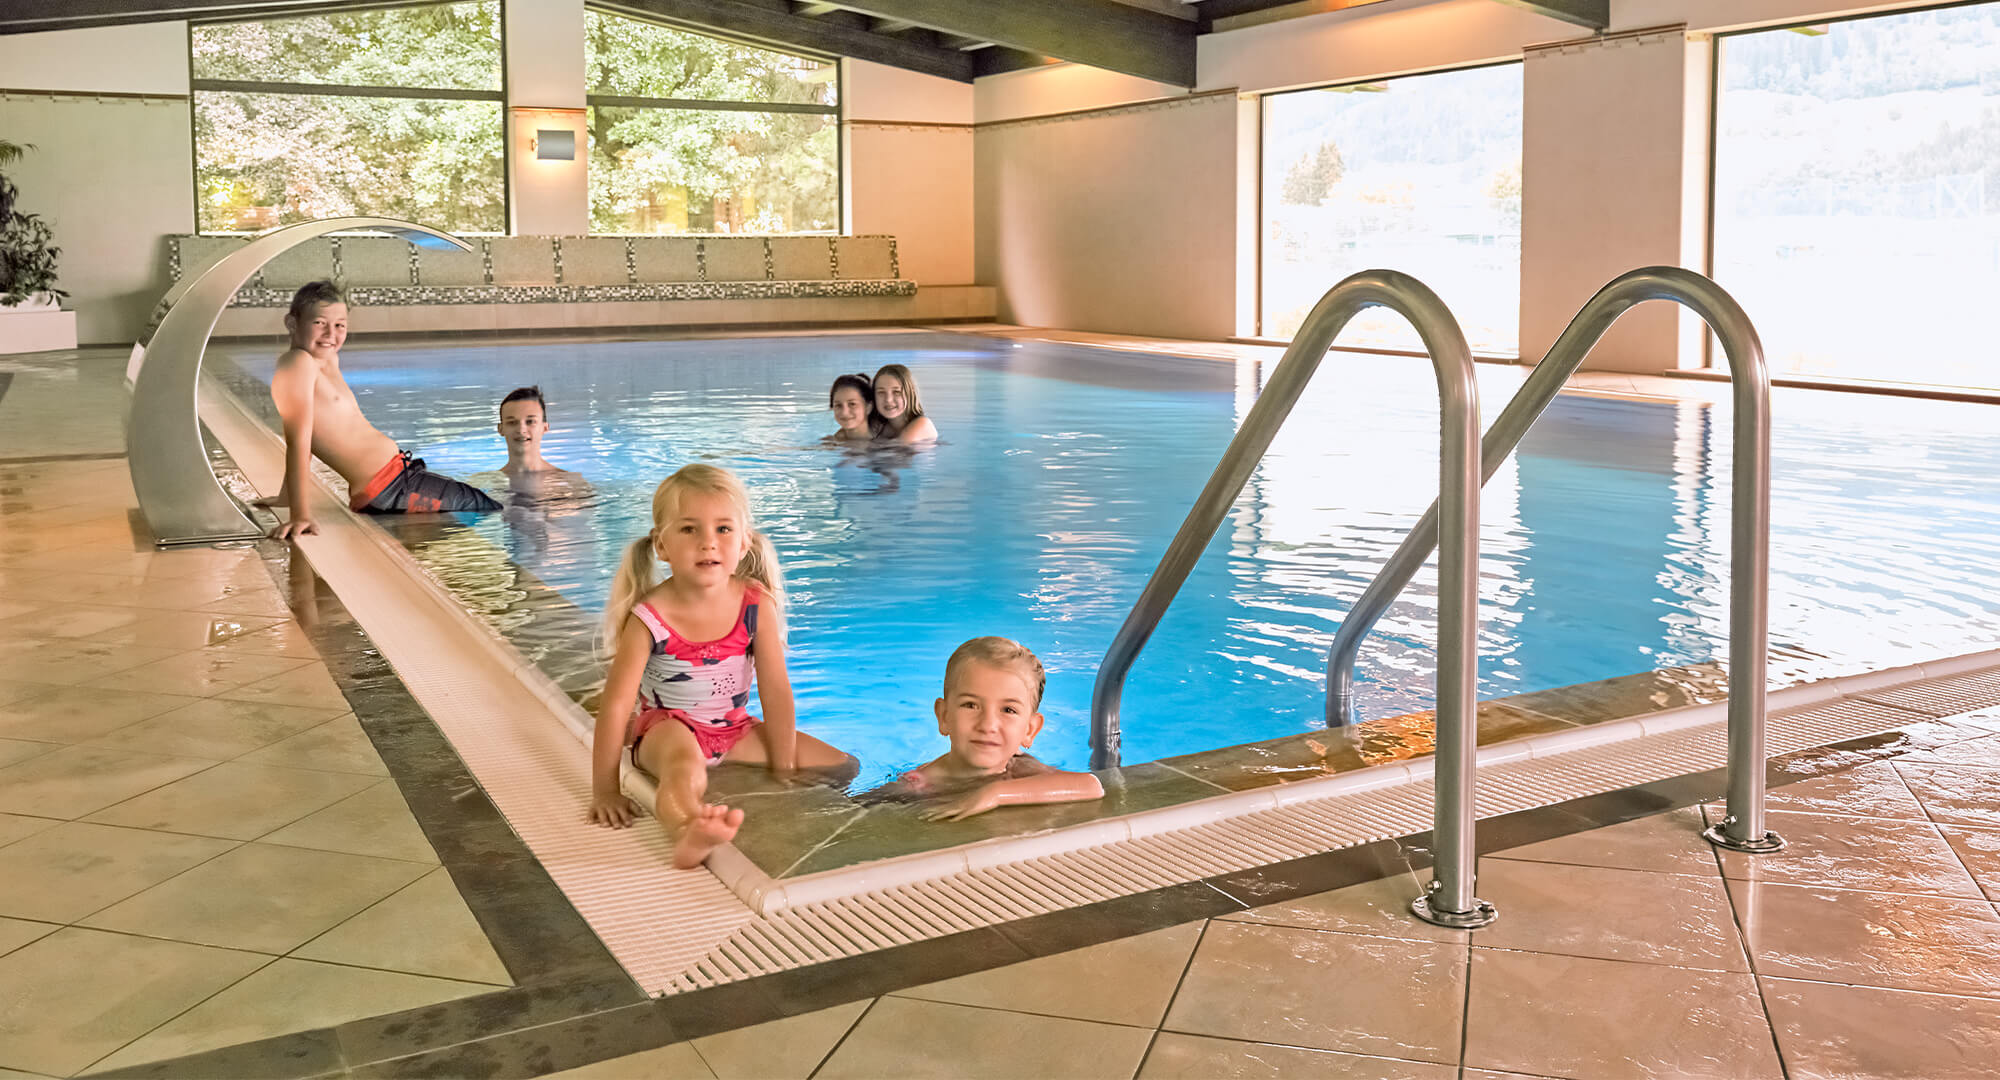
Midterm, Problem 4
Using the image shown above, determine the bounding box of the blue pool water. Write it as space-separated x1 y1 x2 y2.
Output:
229 332 2000 784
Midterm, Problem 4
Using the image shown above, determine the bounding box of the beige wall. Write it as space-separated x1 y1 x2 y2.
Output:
0 22 189 95
505 0 587 235
974 63 1187 124
975 92 1239 340
1198 0 1573 94
1520 29 1712 372
844 60 975 285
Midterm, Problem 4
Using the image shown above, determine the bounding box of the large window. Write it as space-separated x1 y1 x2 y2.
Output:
585 10 838 234
1714 6 2000 386
191 2 504 234
1261 64 1523 354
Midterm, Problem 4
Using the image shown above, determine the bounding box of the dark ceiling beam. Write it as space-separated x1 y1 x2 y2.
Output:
1193 0 1388 34
972 47 1061 80
789 1 841 13
821 1 1195 86
596 0 973 81
1491 0 1608 30
0 0 426 34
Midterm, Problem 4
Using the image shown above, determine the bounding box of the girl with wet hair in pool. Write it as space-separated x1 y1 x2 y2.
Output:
826 372 877 444
871 363 938 444
589 464 850 868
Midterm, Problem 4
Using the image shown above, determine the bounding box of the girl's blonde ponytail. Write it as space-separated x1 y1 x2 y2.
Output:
602 534 658 654
737 529 787 624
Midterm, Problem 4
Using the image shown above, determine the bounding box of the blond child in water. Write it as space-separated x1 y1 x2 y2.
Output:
589 464 848 868
902 637 1104 821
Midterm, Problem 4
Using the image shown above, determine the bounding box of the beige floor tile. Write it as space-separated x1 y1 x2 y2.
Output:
218 664 349 711
0 683 205 743
1731 879 2000 997
0 638 183 686
0 918 57 959
236 715 387 776
0 926 270 1077
1898 732 2000 768
1162 921 1465 1064
293 868 508 984
1218 872 1470 944
86 650 310 699
0 1068 62 1079
1941 826 2000 902
205 620 320 660
82 610 282 652
1463 949 1780 1079
0 821 234 923
1460 1071 1564 1079
1713 810 1984 897
0 599 43 623
104 577 288 617
1472 859 1747 971
1756 761 1931 820
689 999 870 1079
816 997 1154 1080
85 761 378 841
894 922 1202 1027
1763 976 2000 1079
1491 807 1720 877
0 813 56 849
91 957 492 1072
0 604 145 641
0 739 54 770
84 697 345 760
0 684 205 744
0 681 58 708
0 745 215 819
546 1041 715 1080
82 842 431 954
1897 762 2000 829
259 779 437 862
1137 1032 1456 1078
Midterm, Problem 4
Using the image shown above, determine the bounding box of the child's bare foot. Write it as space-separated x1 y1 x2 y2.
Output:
670 804 744 869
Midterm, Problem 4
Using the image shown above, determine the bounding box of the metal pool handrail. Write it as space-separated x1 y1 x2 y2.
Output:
1322 266 1782 854
1089 269 1496 928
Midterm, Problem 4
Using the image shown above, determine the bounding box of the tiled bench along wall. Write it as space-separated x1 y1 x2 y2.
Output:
164 234 913 308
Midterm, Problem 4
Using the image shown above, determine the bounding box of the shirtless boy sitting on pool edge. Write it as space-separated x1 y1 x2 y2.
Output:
263 281 500 540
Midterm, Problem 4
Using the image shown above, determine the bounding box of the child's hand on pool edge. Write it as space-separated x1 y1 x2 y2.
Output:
589 790 640 828
919 782 1003 822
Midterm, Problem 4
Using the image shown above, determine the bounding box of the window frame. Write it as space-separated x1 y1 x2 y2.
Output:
186 0 508 236
1255 58 1525 354
581 4 844 236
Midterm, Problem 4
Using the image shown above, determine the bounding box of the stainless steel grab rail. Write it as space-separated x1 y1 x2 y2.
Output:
1089 269 1496 927
1322 266 1781 854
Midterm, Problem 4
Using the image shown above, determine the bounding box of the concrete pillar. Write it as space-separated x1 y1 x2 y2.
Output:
504 0 588 235
1519 27 1714 372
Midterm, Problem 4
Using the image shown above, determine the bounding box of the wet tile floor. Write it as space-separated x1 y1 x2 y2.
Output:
560 711 2000 1079
0 350 511 1077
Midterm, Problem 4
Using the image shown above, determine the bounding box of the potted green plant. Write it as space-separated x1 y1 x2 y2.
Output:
1 138 66 311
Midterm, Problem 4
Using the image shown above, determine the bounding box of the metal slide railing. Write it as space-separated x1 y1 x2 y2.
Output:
1321 266 1782 854
1089 269 1497 928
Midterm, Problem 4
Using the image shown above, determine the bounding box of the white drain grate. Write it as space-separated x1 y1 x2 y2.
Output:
197 376 2000 997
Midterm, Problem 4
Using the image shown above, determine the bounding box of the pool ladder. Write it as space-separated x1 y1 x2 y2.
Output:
1090 267 1780 929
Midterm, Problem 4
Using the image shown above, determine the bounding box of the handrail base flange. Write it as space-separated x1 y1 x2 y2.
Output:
1411 894 1497 929
1702 821 1785 854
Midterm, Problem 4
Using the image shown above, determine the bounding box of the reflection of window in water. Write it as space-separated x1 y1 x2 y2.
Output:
829 442 918 496
469 469 598 560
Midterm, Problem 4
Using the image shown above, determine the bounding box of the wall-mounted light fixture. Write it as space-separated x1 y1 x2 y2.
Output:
534 129 576 160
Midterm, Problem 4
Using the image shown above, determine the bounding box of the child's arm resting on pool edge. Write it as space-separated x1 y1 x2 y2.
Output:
919 763 1104 822
265 353 319 539
588 615 649 828
751 599 798 780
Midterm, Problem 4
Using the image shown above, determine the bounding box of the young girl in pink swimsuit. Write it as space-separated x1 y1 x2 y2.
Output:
588 464 848 868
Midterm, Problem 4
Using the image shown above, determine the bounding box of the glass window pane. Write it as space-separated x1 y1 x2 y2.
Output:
195 92 504 233
589 106 837 234
1714 7 2000 386
191 1 501 91
1260 65 1522 354
584 11 835 106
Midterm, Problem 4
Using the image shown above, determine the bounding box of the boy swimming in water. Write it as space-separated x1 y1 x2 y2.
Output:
897 637 1103 820
261 281 500 538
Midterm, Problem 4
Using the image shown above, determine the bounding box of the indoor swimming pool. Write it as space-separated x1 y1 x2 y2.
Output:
222 331 2000 786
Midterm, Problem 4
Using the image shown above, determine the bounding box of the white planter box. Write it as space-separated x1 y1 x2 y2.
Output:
0 306 79 354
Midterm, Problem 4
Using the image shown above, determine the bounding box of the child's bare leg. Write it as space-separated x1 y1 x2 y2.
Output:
636 726 741 868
